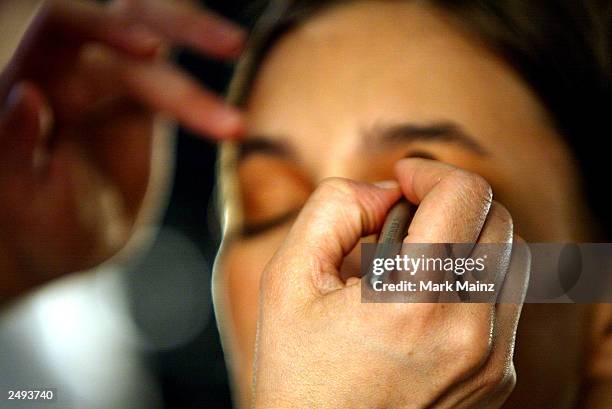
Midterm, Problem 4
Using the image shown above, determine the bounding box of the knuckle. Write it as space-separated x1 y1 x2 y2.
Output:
489 201 513 227
448 318 493 374
512 234 532 271
364 304 441 351
317 177 358 198
501 364 518 393
313 178 362 211
514 234 526 245
111 0 140 14
40 0 61 21
408 303 441 329
386 303 439 332
514 234 530 257
448 169 493 205
480 362 517 396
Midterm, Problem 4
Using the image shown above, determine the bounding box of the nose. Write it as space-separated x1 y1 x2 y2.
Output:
313 147 396 281
313 140 396 187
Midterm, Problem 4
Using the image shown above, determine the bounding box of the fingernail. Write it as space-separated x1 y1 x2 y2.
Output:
209 23 247 56
215 108 245 139
38 100 53 138
373 180 400 189
214 22 246 45
127 25 163 50
32 145 49 175
32 100 52 174
4 83 25 112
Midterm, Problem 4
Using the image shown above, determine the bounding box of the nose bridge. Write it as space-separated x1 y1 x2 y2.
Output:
303 135 386 280
311 137 365 183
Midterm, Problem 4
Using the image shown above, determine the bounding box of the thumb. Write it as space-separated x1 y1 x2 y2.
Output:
264 178 401 301
0 82 50 174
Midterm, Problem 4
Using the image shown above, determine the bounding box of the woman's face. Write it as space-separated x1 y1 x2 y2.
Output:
214 0 592 400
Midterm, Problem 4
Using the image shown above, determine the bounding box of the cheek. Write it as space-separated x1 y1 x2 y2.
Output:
435 152 579 242
238 157 312 227
227 224 294 275
217 225 292 335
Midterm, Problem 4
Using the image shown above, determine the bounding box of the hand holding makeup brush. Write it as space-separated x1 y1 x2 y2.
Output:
253 158 530 409
0 0 245 301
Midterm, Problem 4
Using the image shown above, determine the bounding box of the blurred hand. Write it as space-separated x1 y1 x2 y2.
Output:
0 0 245 301
253 159 530 408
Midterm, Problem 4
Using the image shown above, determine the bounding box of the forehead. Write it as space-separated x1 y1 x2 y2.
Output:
246 1 548 144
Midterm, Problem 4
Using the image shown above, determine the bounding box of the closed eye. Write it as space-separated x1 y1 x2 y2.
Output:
403 150 437 160
240 208 300 237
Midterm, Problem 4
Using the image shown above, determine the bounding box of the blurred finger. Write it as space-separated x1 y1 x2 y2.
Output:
120 58 244 138
77 45 244 139
0 82 50 173
112 0 246 59
44 0 163 58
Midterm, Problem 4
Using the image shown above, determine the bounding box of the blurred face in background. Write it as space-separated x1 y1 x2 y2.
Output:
214 1 595 407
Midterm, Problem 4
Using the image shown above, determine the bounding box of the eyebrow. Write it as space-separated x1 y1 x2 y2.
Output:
237 137 293 161
366 121 488 156
237 120 488 162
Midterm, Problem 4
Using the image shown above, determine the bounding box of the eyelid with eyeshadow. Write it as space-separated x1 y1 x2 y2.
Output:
240 208 301 237
236 145 439 238
403 150 437 160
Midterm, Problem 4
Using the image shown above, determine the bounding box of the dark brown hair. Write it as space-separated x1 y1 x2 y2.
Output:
226 0 612 238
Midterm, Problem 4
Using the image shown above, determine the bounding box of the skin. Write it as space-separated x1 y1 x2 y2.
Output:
250 171 532 409
0 0 246 302
2 1 610 407
214 1 612 408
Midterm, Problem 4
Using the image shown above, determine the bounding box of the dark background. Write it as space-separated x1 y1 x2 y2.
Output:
125 1 260 408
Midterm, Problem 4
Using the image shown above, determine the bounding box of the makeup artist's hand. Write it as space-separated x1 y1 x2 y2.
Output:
0 0 245 300
253 159 530 409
